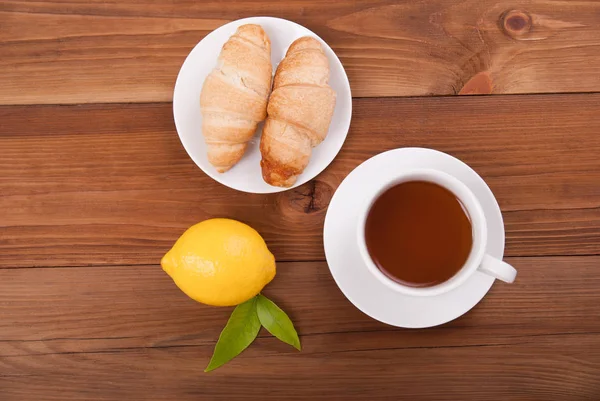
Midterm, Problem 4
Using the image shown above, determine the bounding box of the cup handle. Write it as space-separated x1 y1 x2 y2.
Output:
478 254 517 283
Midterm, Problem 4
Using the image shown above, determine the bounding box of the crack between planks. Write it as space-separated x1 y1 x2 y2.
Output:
1 254 599 270
0 259 332 270
1 330 598 359
503 205 600 214
2 91 600 109
0 335 138 343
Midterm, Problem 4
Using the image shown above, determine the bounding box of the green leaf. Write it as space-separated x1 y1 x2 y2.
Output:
256 294 301 351
204 297 261 372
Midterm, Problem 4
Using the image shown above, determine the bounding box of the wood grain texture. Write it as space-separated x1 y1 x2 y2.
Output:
1 257 598 354
3 1 600 399
0 257 599 400
1 336 599 401
2 0 600 104
2 94 600 267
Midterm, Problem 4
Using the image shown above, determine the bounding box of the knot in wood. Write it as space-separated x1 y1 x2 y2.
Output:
458 71 493 95
502 10 532 38
287 180 332 214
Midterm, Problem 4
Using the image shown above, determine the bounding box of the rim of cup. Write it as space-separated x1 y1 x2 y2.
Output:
356 169 488 297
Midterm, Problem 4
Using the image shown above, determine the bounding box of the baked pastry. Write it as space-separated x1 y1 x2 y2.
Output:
200 24 272 172
260 36 336 187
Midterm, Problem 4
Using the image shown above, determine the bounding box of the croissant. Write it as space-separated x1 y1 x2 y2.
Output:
200 24 272 173
260 36 336 187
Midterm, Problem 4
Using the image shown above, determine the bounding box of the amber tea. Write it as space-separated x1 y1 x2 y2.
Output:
364 181 473 288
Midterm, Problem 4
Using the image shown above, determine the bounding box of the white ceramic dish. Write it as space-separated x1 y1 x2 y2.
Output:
324 148 506 328
173 17 352 193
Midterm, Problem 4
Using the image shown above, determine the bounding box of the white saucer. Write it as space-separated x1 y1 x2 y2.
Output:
323 148 505 328
173 17 352 193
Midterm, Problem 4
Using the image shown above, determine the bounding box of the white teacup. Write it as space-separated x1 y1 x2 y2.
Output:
356 169 517 297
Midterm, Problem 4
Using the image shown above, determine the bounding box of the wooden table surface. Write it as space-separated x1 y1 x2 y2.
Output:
1 1 600 400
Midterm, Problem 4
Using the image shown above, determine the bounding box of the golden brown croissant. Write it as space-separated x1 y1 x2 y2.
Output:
200 24 272 173
260 36 336 187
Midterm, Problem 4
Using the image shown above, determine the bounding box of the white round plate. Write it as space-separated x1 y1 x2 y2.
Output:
324 148 505 328
173 17 352 193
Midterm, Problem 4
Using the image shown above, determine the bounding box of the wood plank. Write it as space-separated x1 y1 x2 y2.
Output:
1 335 599 400
0 257 599 400
0 257 598 355
1 95 599 266
1 0 600 104
2 95 600 267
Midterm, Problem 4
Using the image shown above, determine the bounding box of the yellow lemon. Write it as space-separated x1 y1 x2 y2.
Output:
161 218 276 307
